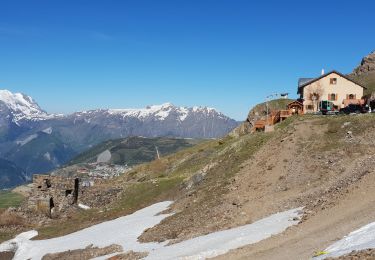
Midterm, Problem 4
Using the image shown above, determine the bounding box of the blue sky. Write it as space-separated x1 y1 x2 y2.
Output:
1 0 374 120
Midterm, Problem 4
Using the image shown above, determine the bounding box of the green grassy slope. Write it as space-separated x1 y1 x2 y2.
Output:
0 191 24 208
68 136 201 166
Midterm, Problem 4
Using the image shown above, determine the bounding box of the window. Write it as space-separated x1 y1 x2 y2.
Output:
348 94 355 99
306 105 313 110
330 78 337 85
329 93 337 101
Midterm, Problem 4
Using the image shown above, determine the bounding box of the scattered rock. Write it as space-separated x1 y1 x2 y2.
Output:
41 244 123 260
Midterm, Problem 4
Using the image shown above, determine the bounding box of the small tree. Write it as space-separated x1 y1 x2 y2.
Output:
306 81 324 112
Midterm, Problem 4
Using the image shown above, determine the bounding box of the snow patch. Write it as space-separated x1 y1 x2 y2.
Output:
42 127 53 134
0 201 302 260
0 201 173 260
78 204 91 210
16 134 38 146
315 221 375 259
43 152 51 161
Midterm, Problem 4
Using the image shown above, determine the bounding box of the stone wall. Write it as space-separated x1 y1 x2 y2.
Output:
29 175 82 218
28 174 122 218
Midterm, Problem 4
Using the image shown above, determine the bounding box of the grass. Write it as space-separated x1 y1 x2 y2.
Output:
68 136 198 166
249 98 294 118
0 192 26 243
0 191 25 209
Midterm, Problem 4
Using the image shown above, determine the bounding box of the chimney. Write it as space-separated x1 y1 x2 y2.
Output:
321 69 325 75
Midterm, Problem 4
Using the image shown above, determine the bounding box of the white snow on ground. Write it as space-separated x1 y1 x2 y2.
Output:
315 221 375 259
16 134 38 146
78 203 91 210
43 152 51 161
0 202 302 260
144 207 303 260
0 201 173 260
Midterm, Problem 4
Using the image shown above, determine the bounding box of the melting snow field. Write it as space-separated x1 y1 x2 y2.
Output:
0 201 302 260
315 221 375 259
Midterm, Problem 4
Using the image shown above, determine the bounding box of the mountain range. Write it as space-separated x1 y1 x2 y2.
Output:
0 90 238 188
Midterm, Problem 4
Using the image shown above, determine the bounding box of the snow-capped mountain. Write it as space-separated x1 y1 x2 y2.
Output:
0 89 239 187
0 90 55 124
73 102 229 125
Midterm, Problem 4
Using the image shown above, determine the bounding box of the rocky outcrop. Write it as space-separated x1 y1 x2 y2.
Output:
352 50 375 76
42 244 123 260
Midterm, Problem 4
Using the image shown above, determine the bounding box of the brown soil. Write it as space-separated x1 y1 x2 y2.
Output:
140 115 375 259
107 250 148 260
327 248 375 259
0 251 15 260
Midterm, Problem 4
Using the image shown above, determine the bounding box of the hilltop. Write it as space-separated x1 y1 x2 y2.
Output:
350 51 375 95
67 136 200 166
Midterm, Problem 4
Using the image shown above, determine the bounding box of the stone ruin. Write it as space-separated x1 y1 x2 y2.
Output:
28 174 81 218
27 173 123 218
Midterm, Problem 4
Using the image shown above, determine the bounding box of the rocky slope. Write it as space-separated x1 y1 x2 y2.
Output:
352 51 375 76
0 90 238 186
350 51 375 95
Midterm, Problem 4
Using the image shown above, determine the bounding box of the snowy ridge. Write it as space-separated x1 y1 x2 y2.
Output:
0 90 231 124
0 90 55 123
76 102 228 122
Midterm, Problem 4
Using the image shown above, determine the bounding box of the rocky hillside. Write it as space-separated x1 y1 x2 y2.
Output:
352 51 375 76
350 51 375 95
4 113 375 259
230 98 293 136
0 90 238 186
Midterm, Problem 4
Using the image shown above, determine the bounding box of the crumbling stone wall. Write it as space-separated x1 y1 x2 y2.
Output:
28 174 123 218
29 175 81 218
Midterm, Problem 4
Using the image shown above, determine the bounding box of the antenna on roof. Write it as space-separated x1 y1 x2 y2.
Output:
321 69 325 75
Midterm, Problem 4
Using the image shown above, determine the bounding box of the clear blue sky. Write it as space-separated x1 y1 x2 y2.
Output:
1 0 374 120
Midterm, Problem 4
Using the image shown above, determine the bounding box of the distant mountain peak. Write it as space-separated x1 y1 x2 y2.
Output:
96 103 227 122
0 89 52 123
